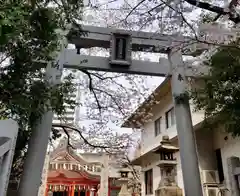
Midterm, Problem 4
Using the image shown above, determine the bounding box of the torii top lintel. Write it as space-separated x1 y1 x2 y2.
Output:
67 25 206 55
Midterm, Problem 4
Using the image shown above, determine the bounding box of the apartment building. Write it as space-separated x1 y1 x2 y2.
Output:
52 91 77 125
52 71 82 125
122 78 240 196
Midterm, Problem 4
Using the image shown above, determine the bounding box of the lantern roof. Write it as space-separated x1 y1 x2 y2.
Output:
152 135 179 153
118 166 132 173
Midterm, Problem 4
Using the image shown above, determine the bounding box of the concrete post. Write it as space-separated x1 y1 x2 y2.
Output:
168 48 203 196
17 61 61 196
17 26 70 196
17 111 53 196
100 153 109 196
0 119 18 196
37 152 50 196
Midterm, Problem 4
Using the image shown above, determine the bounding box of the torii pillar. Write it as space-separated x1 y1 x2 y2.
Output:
100 153 109 196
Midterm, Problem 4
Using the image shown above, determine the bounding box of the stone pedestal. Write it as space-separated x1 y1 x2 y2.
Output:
155 186 183 196
118 182 131 196
118 167 132 196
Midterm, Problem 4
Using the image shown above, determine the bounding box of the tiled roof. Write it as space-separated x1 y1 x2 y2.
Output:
48 169 100 180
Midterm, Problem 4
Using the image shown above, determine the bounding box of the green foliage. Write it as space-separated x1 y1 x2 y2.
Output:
191 41 240 136
0 0 83 179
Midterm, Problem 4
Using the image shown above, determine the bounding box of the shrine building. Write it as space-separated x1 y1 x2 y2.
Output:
40 138 122 196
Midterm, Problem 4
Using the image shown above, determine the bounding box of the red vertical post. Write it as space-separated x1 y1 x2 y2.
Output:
108 187 110 196
72 185 75 196
68 186 72 196
45 184 48 196
108 178 110 196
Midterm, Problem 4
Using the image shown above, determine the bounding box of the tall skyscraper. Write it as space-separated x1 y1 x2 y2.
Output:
52 70 82 126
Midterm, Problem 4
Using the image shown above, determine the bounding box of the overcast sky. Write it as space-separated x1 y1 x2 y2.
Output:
58 0 206 154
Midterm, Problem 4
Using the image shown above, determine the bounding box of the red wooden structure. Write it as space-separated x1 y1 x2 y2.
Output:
44 138 121 196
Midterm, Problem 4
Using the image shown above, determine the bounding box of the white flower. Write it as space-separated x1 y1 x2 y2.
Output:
223 7 230 13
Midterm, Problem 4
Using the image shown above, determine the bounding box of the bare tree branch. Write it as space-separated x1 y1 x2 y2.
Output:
81 69 102 111
183 0 240 23
53 123 110 148
52 124 130 153
125 0 146 20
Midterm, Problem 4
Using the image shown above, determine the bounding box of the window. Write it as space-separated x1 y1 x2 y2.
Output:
65 164 70 170
154 117 161 136
88 165 93 171
145 169 153 195
215 149 224 183
96 166 101 172
59 163 64 169
166 107 175 129
72 165 78 171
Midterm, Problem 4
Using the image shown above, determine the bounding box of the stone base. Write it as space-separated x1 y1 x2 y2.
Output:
155 186 183 196
7 189 17 196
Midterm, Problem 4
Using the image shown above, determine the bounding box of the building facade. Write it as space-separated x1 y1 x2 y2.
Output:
41 138 122 196
52 70 83 125
122 78 240 196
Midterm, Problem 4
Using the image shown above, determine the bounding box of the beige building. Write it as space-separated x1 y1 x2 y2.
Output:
122 78 240 196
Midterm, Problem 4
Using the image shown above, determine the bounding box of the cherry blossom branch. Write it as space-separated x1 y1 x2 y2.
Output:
183 0 240 23
52 124 129 152
81 69 102 111
52 124 110 149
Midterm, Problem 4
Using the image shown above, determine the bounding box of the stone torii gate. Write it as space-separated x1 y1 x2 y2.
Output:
0 119 18 196
17 25 209 196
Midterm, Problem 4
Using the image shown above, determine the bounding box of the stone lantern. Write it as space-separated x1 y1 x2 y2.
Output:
152 135 182 196
117 167 131 196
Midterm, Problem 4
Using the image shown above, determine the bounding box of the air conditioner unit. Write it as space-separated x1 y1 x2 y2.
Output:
205 187 228 196
205 187 218 196
202 170 220 184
